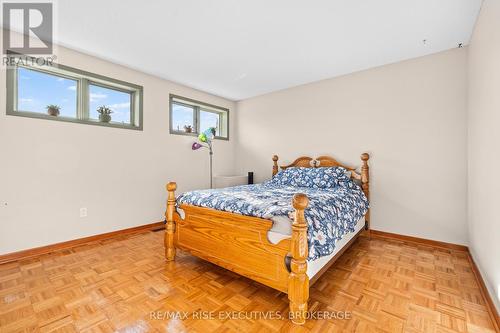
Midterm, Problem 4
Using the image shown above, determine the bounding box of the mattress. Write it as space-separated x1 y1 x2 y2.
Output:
268 216 365 278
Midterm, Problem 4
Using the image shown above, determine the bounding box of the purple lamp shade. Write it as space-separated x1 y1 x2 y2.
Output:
192 142 203 150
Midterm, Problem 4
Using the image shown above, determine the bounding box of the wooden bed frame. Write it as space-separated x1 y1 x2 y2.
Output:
164 153 370 324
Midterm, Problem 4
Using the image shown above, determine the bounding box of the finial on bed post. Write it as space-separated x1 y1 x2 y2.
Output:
165 182 177 261
361 153 370 231
289 193 309 325
272 155 279 176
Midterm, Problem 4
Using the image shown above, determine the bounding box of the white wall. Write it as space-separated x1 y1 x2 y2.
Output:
236 48 468 245
467 0 500 310
0 33 236 254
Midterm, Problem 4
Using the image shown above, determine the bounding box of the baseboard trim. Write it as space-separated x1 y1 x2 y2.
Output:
370 229 499 329
370 229 468 251
467 252 500 331
0 221 165 264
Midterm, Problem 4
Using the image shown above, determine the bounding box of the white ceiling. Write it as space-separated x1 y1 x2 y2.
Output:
51 0 483 100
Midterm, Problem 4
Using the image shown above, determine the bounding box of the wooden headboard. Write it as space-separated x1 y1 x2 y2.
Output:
272 153 370 228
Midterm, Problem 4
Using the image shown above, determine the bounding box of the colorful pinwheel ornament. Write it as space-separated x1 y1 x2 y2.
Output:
191 127 216 188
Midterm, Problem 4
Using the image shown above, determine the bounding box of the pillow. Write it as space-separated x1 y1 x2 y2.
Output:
271 167 351 188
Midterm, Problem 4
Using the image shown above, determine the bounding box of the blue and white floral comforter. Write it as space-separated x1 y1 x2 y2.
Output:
176 167 369 260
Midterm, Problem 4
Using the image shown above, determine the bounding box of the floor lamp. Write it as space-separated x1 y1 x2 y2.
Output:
192 127 216 189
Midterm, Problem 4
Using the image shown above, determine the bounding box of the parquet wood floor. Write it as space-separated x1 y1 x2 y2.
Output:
0 231 497 333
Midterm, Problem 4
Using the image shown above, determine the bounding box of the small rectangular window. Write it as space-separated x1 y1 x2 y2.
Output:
88 84 132 125
199 109 221 136
169 95 229 140
171 102 195 133
6 60 143 130
17 67 78 118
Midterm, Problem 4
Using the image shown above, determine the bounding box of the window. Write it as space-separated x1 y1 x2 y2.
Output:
6 61 143 130
171 102 195 132
17 67 78 118
88 84 132 125
169 95 229 139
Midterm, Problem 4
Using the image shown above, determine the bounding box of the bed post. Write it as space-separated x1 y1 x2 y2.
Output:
361 153 370 232
272 155 279 176
288 193 309 325
165 182 177 261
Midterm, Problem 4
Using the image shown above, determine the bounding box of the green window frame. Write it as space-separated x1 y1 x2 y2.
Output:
169 94 229 140
6 61 143 130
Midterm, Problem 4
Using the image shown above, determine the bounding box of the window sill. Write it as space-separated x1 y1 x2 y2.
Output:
6 110 142 131
169 130 229 141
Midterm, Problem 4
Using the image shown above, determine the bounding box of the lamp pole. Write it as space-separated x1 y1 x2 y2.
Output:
209 143 213 189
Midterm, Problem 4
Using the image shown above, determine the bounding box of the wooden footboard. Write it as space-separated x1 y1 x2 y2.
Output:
171 196 291 291
165 183 310 324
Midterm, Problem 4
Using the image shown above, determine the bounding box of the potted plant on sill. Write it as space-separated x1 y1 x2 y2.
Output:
96 105 113 123
46 104 60 116
184 125 193 133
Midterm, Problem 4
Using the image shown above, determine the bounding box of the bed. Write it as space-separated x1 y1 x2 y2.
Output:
164 153 370 324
